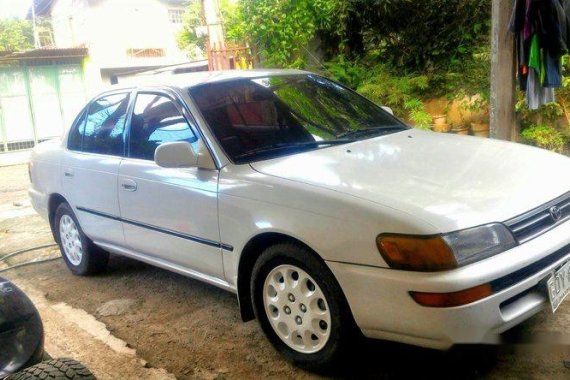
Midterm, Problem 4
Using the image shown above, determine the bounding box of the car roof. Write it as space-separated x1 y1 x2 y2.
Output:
112 69 310 91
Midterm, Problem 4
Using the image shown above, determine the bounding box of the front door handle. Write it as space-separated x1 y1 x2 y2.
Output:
64 169 74 178
120 179 137 192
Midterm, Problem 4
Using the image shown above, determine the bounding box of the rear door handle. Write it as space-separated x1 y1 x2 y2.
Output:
120 179 137 192
64 169 74 178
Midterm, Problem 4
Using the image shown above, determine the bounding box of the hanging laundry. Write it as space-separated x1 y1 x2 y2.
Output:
509 0 570 110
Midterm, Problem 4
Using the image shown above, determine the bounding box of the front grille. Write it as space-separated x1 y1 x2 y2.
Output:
491 242 570 292
505 191 570 244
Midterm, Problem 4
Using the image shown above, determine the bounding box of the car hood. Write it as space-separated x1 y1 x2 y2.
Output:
250 129 570 232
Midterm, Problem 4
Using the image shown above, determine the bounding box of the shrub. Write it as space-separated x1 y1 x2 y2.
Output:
323 55 369 89
240 0 345 68
357 65 429 110
520 125 566 153
344 0 491 72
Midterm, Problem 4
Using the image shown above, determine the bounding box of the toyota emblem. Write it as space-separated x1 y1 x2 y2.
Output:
549 206 562 222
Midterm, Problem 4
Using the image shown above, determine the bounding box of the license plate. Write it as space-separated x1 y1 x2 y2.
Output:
547 260 570 313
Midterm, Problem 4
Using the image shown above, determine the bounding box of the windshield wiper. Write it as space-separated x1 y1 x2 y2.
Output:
234 139 353 162
336 126 407 139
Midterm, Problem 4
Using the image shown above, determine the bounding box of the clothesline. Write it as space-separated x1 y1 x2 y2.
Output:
509 0 570 110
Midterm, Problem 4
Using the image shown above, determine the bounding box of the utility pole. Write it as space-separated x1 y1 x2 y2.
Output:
31 0 40 49
490 0 517 140
202 0 228 70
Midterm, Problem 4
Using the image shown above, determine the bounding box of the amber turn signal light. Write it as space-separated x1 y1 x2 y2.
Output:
410 283 493 307
376 234 457 271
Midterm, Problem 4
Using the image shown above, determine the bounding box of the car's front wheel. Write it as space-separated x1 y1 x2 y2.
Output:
251 243 355 370
54 202 109 275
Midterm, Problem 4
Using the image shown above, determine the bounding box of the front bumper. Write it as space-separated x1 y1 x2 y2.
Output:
327 218 570 350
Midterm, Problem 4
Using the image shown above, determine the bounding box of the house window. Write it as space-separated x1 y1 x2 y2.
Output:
168 9 184 24
38 29 54 48
126 48 166 58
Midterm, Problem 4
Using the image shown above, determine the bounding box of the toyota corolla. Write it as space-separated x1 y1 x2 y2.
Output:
28 70 570 369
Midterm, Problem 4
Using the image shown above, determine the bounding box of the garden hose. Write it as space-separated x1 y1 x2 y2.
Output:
0 257 61 274
0 243 58 262
0 243 61 274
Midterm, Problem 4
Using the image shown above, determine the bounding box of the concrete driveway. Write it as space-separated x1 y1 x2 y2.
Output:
1 164 570 379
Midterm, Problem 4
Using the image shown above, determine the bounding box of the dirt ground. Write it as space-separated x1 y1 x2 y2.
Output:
2 164 570 379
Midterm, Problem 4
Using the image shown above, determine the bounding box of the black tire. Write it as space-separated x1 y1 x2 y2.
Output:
7 358 95 380
54 202 108 275
251 242 356 371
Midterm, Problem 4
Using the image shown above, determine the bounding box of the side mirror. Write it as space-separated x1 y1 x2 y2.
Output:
381 106 394 115
154 140 217 169
155 141 198 168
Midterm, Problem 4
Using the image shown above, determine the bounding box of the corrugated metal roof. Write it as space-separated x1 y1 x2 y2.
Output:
0 48 88 62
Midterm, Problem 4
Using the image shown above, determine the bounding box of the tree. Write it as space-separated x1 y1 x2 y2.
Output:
177 0 246 60
0 18 34 52
239 0 345 68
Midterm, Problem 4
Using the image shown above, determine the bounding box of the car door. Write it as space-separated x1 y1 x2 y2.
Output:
118 90 224 279
61 91 132 246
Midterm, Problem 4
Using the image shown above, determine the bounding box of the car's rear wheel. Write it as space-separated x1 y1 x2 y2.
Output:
54 203 108 275
251 243 355 370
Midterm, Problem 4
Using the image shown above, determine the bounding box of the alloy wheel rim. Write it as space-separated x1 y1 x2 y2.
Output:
263 264 331 354
59 214 82 266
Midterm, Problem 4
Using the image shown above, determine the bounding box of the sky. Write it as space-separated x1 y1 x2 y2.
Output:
0 0 32 19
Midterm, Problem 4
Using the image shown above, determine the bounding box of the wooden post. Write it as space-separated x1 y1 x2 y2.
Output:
490 0 517 141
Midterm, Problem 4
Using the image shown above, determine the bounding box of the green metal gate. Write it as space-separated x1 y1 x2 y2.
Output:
0 64 86 153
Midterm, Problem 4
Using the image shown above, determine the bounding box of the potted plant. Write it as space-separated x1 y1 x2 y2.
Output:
463 95 490 137
451 125 470 135
432 114 447 125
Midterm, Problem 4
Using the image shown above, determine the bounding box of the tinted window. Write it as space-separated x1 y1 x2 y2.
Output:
82 93 130 155
129 93 197 161
190 75 405 163
67 109 86 151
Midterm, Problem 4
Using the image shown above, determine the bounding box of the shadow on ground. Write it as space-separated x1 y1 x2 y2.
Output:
103 255 502 379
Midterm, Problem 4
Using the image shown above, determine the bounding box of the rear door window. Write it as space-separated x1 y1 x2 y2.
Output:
81 93 130 156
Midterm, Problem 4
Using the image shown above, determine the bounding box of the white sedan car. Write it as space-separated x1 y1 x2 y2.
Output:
29 70 570 369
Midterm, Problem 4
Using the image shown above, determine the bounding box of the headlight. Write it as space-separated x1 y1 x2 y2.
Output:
442 223 517 266
376 223 517 272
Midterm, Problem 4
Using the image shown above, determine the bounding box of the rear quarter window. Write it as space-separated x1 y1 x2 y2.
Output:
67 109 86 151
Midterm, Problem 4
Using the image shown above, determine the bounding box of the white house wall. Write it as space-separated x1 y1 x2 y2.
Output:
50 0 189 89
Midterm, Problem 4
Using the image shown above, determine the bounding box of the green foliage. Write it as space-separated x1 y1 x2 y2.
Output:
176 1 206 58
516 99 562 128
404 99 432 130
221 0 246 42
177 0 246 59
432 45 491 101
346 0 491 72
357 64 428 114
356 64 431 128
240 0 345 68
323 55 369 89
521 124 566 153
515 57 570 153
235 0 490 72
0 19 34 52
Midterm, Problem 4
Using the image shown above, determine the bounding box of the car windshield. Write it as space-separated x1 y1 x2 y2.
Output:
189 74 407 163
